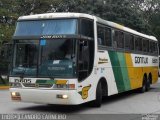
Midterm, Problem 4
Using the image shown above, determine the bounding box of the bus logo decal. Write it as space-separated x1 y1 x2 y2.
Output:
98 58 108 64
78 84 91 99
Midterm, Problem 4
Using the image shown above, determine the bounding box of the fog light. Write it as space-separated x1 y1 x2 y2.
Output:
57 94 68 99
62 95 68 99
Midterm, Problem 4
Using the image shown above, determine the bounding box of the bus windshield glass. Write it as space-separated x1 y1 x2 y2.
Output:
38 39 76 77
11 39 76 77
11 40 39 76
14 19 77 36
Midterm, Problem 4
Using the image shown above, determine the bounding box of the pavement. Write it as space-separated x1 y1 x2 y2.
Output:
0 79 160 120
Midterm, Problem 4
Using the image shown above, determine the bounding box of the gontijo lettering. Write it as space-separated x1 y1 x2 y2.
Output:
135 57 148 64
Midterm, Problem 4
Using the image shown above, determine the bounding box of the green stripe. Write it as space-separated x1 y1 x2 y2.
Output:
108 51 131 93
36 79 55 84
117 52 131 91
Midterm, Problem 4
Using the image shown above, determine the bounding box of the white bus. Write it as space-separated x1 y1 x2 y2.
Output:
10 13 159 107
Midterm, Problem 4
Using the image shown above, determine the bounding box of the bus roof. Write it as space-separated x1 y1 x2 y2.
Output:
18 12 157 41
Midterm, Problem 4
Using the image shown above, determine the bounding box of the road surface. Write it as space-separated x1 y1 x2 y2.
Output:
0 79 160 120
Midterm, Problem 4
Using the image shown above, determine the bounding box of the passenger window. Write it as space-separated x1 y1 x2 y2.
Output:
113 31 124 49
139 38 142 51
113 31 118 48
155 43 158 54
150 41 153 53
105 27 112 47
130 35 134 50
135 37 139 51
117 31 124 48
125 34 130 49
135 37 142 51
97 25 105 46
143 39 149 52
125 33 134 50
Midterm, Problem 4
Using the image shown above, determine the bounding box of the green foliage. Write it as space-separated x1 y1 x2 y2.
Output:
0 0 160 45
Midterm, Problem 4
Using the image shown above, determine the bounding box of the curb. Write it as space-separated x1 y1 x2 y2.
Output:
0 86 9 90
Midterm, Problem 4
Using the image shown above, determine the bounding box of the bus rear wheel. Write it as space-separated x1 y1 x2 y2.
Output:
140 76 147 93
90 81 102 107
146 76 151 91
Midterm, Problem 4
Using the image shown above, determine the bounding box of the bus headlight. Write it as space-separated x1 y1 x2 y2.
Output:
11 92 20 96
11 92 21 101
10 82 22 88
57 94 68 99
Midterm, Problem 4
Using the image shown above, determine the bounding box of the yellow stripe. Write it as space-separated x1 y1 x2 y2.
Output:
0 86 9 89
125 53 138 89
56 80 67 84
115 23 124 29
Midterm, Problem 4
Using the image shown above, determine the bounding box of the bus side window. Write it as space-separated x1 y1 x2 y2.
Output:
105 27 112 47
139 38 142 51
80 19 94 38
118 32 124 49
78 39 94 81
155 42 158 55
135 37 139 51
125 33 130 50
113 30 118 48
143 39 149 53
97 25 105 46
78 40 89 80
114 31 124 49
125 33 134 50
150 41 154 53
153 42 158 55
135 37 142 52
130 35 134 50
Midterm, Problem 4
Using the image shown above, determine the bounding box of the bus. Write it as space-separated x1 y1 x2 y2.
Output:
9 13 159 107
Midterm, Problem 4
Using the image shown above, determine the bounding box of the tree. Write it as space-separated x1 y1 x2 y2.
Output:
0 0 159 44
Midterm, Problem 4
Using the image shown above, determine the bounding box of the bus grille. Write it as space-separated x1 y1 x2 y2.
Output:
23 83 53 88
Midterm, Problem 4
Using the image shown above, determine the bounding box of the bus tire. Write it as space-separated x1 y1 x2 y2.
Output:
140 76 147 93
146 76 151 91
90 82 102 107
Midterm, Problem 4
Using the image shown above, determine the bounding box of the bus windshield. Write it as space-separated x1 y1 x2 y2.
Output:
38 39 76 77
14 19 77 36
11 39 77 78
11 40 39 76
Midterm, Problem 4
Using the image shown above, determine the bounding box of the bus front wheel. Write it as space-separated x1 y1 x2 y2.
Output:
90 81 102 107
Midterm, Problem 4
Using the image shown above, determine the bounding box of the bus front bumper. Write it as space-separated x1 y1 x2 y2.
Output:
10 88 81 105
